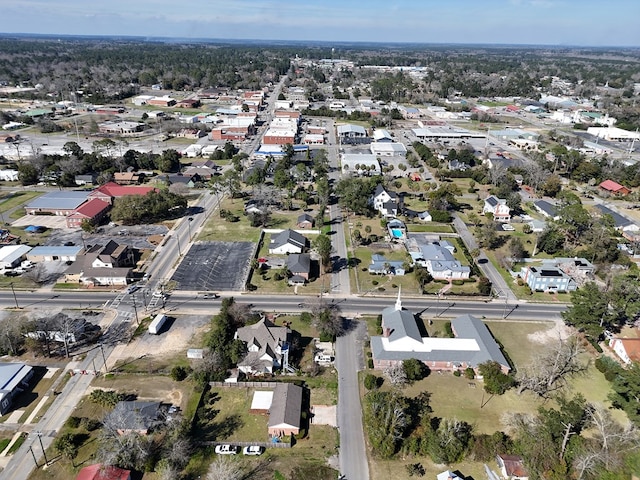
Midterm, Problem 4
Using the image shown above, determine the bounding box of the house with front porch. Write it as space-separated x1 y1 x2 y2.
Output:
483 195 511 222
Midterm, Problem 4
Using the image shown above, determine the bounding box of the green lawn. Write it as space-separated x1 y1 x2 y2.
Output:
0 190 44 214
405 223 454 233
197 198 263 242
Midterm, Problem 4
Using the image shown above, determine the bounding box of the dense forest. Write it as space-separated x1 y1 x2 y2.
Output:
1 37 639 104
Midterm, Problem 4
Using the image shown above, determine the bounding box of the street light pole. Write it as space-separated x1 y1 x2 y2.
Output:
99 343 107 372
175 233 182 256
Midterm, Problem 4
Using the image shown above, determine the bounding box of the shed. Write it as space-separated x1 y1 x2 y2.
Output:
0 362 34 414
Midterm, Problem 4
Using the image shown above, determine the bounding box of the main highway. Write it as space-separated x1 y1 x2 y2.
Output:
0 289 567 321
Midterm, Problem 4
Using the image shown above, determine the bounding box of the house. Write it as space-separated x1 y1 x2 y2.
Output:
370 293 509 373
483 195 511 222
296 213 315 229
76 464 131 480
373 129 393 142
286 253 311 282
599 179 631 196
418 211 432 222
609 337 640 365
533 200 559 220
595 205 639 234
406 239 470 280
520 266 576 292
75 173 97 186
496 454 529 480
106 401 163 435
0 362 34 415
235 318 291 374
448 159 469 171
268 229 309 255
528 219 546 233
370 185 403 217
0 245 32 269
268 383 303 437
62 240 134 286
113 172 141 185
66 198 111 229
368 254 406 276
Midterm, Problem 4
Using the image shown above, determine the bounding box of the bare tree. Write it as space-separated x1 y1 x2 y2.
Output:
206 456 244 480
308 299 344 338
24 263 53 285
516 336 588 398
97 407 153 470
0 314 27 356
383 364 408 387
573 404 640 479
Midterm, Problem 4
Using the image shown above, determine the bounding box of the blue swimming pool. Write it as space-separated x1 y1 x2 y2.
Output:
391 228 403 238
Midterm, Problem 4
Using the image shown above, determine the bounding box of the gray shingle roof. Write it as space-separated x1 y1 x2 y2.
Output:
270 229 308 250
286 253 311 274
268 383 303 429
595 204 633 228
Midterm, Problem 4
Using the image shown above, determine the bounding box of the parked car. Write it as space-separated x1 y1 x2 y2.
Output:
4 270 19 277
215 445 239 455
243 446 264 456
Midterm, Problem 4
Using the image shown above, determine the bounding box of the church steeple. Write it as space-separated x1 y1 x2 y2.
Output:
395 286 402 311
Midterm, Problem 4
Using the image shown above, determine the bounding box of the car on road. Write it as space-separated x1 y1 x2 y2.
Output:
152 290 166 298
202 293 219 299
215 444 239 455
125 285 140 294
243 446 264 456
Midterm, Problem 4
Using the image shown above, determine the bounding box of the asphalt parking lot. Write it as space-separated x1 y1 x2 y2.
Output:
171 241 255 291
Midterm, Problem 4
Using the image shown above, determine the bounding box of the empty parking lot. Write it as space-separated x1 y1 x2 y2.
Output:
171 241 255 291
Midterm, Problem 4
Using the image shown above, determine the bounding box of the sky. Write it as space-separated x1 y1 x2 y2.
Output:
1 0 639 47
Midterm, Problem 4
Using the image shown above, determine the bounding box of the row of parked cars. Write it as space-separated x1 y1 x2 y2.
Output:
2 260 35 276
214 444 264 456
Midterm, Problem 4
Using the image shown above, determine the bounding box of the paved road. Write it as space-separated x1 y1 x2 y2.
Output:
336 320 369 480
0 343 112 480
0 290 568 321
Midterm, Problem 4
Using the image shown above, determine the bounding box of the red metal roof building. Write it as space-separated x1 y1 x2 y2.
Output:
76 464 131 480
66 198 111 228
88 182 156 204
599 179 631 196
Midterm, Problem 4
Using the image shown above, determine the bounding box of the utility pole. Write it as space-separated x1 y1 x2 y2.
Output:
35 431 48 466
175 233 182 256
131 293 139 325
29 445 38 467
98 343 107 372
9 282 19 309
187 217 194 241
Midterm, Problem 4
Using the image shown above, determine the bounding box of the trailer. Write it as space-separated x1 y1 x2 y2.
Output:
148 314 168 335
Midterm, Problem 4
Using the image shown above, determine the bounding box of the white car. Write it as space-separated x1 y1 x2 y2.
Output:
215 444 239 455
152 291 166 298
243 446 264 456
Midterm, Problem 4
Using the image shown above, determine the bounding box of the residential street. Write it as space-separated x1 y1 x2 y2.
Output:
336 320 369 480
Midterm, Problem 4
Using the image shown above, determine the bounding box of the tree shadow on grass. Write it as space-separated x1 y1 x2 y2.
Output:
202 413 244 441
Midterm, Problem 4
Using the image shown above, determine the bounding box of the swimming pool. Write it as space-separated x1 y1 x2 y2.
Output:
391 228 403 238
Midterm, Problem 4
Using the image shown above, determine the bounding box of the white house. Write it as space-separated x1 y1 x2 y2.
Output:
369 185 402 217
268 229 308 255
483 195 511 222
235 318 290 374
609 337 640 365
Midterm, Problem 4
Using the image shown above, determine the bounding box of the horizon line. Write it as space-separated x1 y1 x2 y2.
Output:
0 32 638 50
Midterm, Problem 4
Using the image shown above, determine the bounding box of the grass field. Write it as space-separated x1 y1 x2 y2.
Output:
366 318 627 479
